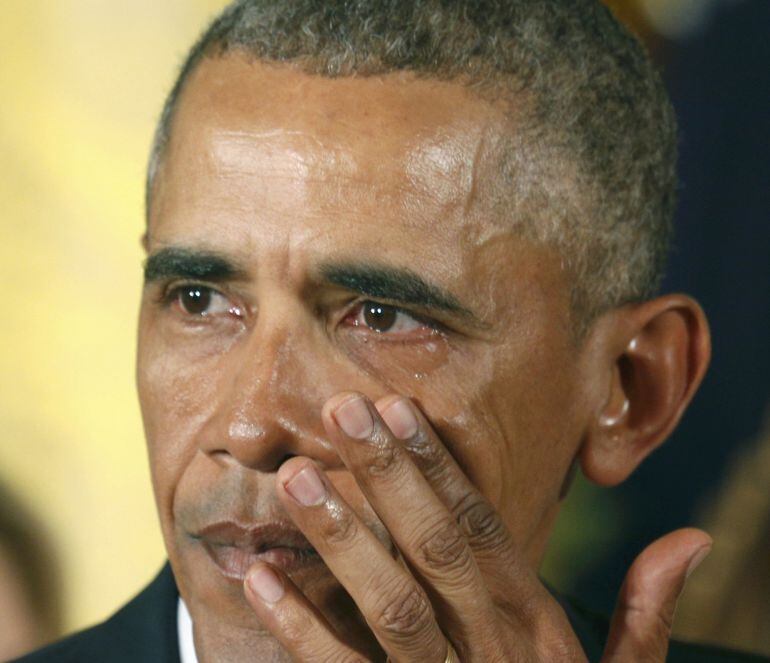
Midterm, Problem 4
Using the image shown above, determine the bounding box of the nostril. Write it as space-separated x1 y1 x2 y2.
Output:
208 449 233 465
208 449 297 473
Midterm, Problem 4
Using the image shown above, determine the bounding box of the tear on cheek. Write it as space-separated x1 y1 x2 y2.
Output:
339 333 451 386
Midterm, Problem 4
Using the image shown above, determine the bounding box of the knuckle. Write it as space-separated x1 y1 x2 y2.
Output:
403 427 437 460
418 518 473 574
656 608 674 634
364 439 402 479
455 495 510 552
371 580 435 642
616 602 671 661
318 504 359 547
405 434 451 482
627 601 674 636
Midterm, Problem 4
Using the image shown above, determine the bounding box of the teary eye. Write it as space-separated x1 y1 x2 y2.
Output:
170 285 241 318
346 301 437 336
363 302 397 332
179 286 211 315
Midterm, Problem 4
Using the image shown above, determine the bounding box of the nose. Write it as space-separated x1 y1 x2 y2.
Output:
197 308 364 472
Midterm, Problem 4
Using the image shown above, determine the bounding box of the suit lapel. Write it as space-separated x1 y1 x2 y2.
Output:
94 562 181 662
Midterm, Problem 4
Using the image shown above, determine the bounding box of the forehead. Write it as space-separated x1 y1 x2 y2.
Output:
154 54 512 233
150 55 566 322
170 54 507 174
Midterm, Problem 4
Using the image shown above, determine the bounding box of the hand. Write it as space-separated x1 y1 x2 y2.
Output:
243 392 712 662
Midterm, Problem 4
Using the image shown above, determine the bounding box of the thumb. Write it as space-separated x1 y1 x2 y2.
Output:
601 528 712 663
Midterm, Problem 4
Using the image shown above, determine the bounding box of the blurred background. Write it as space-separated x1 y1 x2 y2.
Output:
0 0 767 659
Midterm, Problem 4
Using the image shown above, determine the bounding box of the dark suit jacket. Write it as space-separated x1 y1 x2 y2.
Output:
14 564 768 662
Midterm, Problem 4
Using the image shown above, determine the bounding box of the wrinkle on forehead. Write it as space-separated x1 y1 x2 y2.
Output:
206 118 499 222
175 56 514 197
211 129 359 182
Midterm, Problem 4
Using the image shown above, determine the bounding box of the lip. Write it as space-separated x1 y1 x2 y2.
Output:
192 521 321 581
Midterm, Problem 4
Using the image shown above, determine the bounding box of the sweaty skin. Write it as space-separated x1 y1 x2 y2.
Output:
137 55 709 661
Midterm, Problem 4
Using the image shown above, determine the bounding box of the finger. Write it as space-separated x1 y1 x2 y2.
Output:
333 394 547 603
359 393 583 642
276 456 450 662
602 528 712 663
373 394 518 571
244 562 369 663
321 393 510 654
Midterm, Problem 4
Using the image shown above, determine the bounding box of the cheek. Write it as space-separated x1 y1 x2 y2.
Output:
138 305 241 431
137 318 229 506
426 377 510 507
340 333 510 505
480 345 584 540
338 329 452 381
356 329 581 547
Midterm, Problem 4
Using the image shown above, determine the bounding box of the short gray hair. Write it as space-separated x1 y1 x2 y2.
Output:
147 0 677 330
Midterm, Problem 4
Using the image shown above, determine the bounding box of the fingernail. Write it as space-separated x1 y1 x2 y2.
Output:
381 399 419 440
333 396 374 439
248 565 285 604
686 545 712 578
284 464 327 506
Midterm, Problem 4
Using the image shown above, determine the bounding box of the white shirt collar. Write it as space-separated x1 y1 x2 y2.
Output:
177 597 199 663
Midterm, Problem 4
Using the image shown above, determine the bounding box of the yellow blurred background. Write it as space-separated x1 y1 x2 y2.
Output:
0 0 231 635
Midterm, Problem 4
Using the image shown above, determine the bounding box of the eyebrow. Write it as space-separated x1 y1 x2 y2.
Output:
319 262 485 326
143 248 246 283
143 249 486 328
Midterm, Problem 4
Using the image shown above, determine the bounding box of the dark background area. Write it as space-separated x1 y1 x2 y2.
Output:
555 0 770 633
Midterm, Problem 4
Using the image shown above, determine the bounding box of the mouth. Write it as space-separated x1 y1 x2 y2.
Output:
192 521 322 581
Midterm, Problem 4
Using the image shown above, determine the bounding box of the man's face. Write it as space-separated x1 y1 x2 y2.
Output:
137 55 592 636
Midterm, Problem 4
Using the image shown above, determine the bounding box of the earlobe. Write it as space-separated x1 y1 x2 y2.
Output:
580 295 711 487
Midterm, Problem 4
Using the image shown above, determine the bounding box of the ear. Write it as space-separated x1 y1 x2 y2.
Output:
580 295 711 487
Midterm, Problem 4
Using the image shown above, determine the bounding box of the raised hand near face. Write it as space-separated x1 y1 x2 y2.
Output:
242 393 712 662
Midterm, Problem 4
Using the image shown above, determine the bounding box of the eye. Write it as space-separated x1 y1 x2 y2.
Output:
345 301 437 336
169 284 242 318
